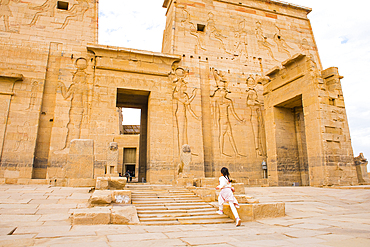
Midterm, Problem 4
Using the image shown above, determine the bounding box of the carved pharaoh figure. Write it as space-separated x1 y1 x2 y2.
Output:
57 58 89 149
179 8 206 51
234 19 249 62
211 86 245 157
207 12 231 54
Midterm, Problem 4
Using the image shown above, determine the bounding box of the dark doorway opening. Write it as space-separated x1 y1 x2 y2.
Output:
117 88 149 183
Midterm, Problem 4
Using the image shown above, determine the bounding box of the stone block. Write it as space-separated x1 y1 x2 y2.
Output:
176 177 194 187
111 206 139 224
234 194 253 204
223 202 285 221
71 207 111 225
96 177 109 190
201 177 218 188
252 203 285 220
108 177 126 190
232 183 245 194
66 139 94 179
68 178 96 187
191 187 216 202
111 190 131 204
224 204 253 221
90 190 112 205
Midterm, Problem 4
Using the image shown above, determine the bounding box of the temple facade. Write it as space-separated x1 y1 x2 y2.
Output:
0 0 359 186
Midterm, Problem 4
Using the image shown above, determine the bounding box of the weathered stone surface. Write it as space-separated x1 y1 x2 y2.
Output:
66 140 94 179
232 183 245 194
96 177 109 190
111 190 131 204
71 208 111 225
111 206 139 224
223 202 284 221
234 194 253 204
96 177 126 190
90 191 112 205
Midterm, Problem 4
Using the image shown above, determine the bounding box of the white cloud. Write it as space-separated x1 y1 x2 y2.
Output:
99 0 370 171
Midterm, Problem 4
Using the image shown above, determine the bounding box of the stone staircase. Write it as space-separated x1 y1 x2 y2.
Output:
126 184 234 225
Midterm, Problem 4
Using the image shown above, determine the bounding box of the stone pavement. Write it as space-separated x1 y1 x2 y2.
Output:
0 185 369 247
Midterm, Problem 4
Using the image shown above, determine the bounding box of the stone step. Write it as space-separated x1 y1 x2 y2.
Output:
131 194 196 198
134 203 212 208
132 199 204 204
138 210 220 218
136 208 215 214
139 214 230 222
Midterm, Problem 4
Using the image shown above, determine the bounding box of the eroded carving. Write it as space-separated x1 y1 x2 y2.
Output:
233 19 249 62
178 144 191 177
29 0 57 26
179 7 206 51
255 21 277 61
170 67 200 153
14 121 30 151
273 25 292 58
0 0 19 32
58 0 89 29
207 12 231 54
26 81 39 110
57 58 88 149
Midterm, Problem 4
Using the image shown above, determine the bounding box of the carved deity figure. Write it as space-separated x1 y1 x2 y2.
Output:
57 58 88 149
234 19 249 62
211 68 229 90
255 21 277 61
58 0 89 29
0 0 19 32
26 81 39 110
29 0 57 26
273 25 292 58
211 87 245 157
170 67 199 153
246 76 265 156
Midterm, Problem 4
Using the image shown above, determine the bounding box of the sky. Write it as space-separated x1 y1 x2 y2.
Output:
99 0 370 171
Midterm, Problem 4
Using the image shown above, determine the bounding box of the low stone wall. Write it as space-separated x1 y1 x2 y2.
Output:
70 206 139 225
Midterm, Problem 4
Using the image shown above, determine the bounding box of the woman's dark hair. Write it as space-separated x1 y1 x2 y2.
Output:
221 167 230 181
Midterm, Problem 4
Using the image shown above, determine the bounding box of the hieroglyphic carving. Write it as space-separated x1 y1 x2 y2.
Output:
57 58 88 149
246 75 266 157
26 81 39 110
29 0 57 26
170 67 200 153
207 12 231 54
58 0 89 29
273 24 292 58
255 21 277 61
179 8 206 51
233 19 249 62
0 0 19 32
210 70 245 157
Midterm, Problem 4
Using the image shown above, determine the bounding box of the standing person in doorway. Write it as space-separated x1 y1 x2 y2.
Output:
216 167 241 227
125 170 130 182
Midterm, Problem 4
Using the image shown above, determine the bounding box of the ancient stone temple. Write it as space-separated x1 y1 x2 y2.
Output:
0 0 359 187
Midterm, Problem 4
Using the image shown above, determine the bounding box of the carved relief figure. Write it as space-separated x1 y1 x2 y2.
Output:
179 8 206 51
299 38 311 56
207 12 231 54
211 75 245 157
211 68 229 91
58 0 89 29
14 121 30 151
234 19 249 62
178 144 191 177
255 21 277 61
171 67 200 152
0 0 19 32
246 76 265 156
57 58 88 149
29 0 57 26
273 25 292 58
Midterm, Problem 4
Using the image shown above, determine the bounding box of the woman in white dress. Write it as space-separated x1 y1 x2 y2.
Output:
216 167 241 226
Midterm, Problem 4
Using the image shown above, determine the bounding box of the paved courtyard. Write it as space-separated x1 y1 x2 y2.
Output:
0 185 369 247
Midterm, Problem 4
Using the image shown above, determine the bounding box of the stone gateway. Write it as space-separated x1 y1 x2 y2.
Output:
0 0 361 186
